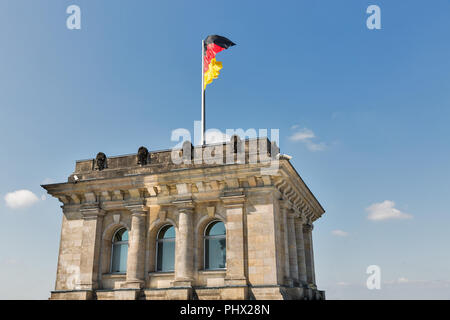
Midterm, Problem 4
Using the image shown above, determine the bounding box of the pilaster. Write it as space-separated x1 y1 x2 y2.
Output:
279 200 293 287
79 203 105 291
221 194 247 286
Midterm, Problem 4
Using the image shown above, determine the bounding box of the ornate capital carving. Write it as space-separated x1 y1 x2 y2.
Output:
279 199 293 211
303 223 314 232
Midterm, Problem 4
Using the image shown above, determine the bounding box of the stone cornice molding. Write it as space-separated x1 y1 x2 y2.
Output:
42 156 325 224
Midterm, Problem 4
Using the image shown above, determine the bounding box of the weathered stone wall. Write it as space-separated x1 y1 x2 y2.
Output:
55 212 83 291
44 138 325 300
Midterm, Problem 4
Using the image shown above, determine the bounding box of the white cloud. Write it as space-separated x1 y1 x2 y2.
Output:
366 200 412 221
289 128 315 142
4 189 40 209
289 126 326 152
306 141 326 151
331 229 349 237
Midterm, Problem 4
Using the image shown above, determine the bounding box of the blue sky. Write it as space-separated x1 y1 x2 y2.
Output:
1 0 449 299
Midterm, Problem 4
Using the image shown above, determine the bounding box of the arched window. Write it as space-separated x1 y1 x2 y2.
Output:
156 225 175 272
204 221 226 270
111 228 128 273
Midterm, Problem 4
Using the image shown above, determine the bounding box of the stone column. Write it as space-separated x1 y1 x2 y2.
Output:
279 200 292 286
124 204 148 289
173 200 195 287
79 204 105 291
303 223 316 287
221 194 247 286
286 210 299 285
294 216 308 286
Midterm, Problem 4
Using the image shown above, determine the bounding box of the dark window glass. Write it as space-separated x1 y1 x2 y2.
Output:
111 228 128 273
205 221 226 270
156 225 175 272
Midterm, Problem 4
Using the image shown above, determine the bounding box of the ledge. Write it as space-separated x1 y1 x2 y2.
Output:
148 271 175 277
198 269 226 275
102 273 126 279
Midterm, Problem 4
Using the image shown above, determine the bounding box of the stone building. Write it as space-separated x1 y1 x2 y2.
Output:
42 137 326 300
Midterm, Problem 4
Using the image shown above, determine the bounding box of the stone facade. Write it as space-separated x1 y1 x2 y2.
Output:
42 137 326 300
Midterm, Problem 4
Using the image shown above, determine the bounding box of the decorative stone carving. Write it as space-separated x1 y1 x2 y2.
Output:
230 135 241 154
95 152 107 171
137 146 149 166
182 141 193 161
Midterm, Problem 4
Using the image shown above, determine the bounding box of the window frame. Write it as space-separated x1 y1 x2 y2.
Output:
203 220 227 271
155 224 176 273
110 227 129 274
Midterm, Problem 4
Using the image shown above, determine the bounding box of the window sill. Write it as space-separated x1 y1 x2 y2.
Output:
149 271 175 276
198 269 226 275
102 273 126 279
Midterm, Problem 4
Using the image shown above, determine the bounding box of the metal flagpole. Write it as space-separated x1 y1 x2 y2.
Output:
201 40 206 146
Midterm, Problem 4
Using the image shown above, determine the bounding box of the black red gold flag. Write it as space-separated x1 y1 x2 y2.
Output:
203 35 236 89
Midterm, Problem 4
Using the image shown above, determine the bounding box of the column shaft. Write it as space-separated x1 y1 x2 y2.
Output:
125 207 147 288
303 223 316 287
280 202 292 286
287 213 299 284
174 205 194 286
294 218 307 285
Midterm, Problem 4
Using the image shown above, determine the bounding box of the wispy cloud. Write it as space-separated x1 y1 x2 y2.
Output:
41 178 56 185
4 189 41 209
290 128 315 141
331 229 349 237
289 126 326 151
366 200 412 221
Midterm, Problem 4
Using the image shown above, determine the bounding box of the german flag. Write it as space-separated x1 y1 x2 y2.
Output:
203 35 236 89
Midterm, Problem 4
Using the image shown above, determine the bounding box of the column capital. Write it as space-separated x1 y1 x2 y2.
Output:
80 203 104 220
125 202 148 216
220 193 245 208
172 198 195 213
279 199 293 211
303 223 314 232
295 212 306 223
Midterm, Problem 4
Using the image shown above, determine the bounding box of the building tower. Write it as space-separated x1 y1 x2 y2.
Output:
42 137 326 300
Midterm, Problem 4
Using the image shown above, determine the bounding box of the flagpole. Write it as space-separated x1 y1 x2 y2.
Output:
201 40 206 146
